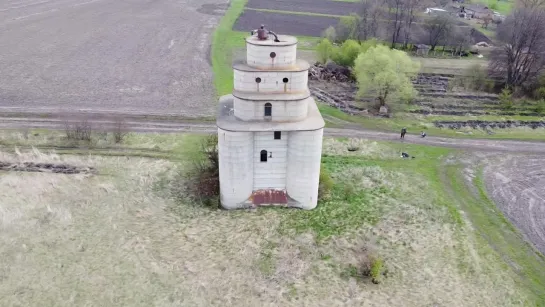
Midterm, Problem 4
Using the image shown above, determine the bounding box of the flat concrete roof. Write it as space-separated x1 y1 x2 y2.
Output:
246 35 297 47
233 59 310 72
232 89 310 101
217 95 325 132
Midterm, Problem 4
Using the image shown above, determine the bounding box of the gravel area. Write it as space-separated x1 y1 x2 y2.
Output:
235 10 491 44
0 0 227 117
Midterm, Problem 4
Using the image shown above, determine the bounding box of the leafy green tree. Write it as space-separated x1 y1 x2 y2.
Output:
359 38 380 54
331 39 361 67
354 45 420 106
316 39 335 64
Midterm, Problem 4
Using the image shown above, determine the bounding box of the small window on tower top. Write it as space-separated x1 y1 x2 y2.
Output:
274 131 281 139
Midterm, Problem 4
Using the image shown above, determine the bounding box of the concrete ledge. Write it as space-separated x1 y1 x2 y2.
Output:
233 59 310 72
232 89 310 101
217 95 325 131
245 35 297 46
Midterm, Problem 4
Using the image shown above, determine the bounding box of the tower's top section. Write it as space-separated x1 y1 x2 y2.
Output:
246 25 298 69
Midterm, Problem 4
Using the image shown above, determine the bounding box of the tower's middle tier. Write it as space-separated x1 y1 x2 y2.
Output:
233 60 310 93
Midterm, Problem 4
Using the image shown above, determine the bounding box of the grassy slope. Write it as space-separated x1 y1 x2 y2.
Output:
444 162 545 305
320 104 545 140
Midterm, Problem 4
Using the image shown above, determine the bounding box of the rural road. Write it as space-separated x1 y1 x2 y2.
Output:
0 0 226 117
2 115 545 153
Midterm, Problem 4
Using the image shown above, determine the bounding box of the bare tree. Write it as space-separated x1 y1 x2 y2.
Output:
401 0 433 49
518 0 545 8
482 14 493 28
490 8 545 87
449 27 474 56
425 15 455 51
112 118 128 143
386 0 406 48
357 0 382 41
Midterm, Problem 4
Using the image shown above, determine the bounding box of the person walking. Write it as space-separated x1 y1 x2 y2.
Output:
400 127 407 139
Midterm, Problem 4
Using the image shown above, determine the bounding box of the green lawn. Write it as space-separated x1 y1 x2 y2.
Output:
473 0 515 14
320 104 545 141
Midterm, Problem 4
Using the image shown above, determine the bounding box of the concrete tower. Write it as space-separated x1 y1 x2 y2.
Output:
216 26 325 210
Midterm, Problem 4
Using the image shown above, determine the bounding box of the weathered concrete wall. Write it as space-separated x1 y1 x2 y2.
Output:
218 128 254 209
286 128 323 210
233 97 309 121
253 131 288 190
247 43 297 69
234 69 308 93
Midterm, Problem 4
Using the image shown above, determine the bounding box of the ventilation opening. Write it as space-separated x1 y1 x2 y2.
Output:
274 131 281 140
270 52 276 58
260 150 268 162
264 103 272 117
255 77 262 83
282 77 289 83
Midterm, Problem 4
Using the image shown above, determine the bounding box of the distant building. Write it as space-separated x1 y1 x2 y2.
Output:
216 27 325 210
464 4 493 19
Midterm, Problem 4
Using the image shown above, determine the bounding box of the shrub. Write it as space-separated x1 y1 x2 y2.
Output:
360 38 380 54
331 39 361 67
112 118 128 144
318 166 334 200
534 99 545 114
461 64 494 92
65 120 92 142
184 134 220 207
499 87 513 110
369 257 384 284
316 39 335 64
534 87 545 100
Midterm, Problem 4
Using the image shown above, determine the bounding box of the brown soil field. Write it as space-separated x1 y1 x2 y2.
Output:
484 156 545 254
234 10 491 45
0 0 226 117
246 0 468 26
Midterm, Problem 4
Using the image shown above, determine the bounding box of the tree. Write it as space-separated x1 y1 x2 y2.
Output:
354 45 421 106
356 0 382 41
336 14 359 42
518 0 545 8
316 39 334 64
322 26 337 42
386 0 406 48
482 14 493 28
490 8 545 87
425 14 455 51
449 27 474 56
331 39 361 67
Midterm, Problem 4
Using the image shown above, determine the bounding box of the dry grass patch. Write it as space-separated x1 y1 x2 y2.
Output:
0 144 532 306
322 137 399 159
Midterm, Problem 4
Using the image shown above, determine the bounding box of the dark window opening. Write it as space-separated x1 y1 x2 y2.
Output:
270 52 276 58
274 131 281 140
264 103 272 116
282 77 289 83
255 77 262 83
260 150 268 162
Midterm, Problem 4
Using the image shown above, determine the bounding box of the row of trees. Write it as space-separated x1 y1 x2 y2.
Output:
323 0 545 93
326 0 455 49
